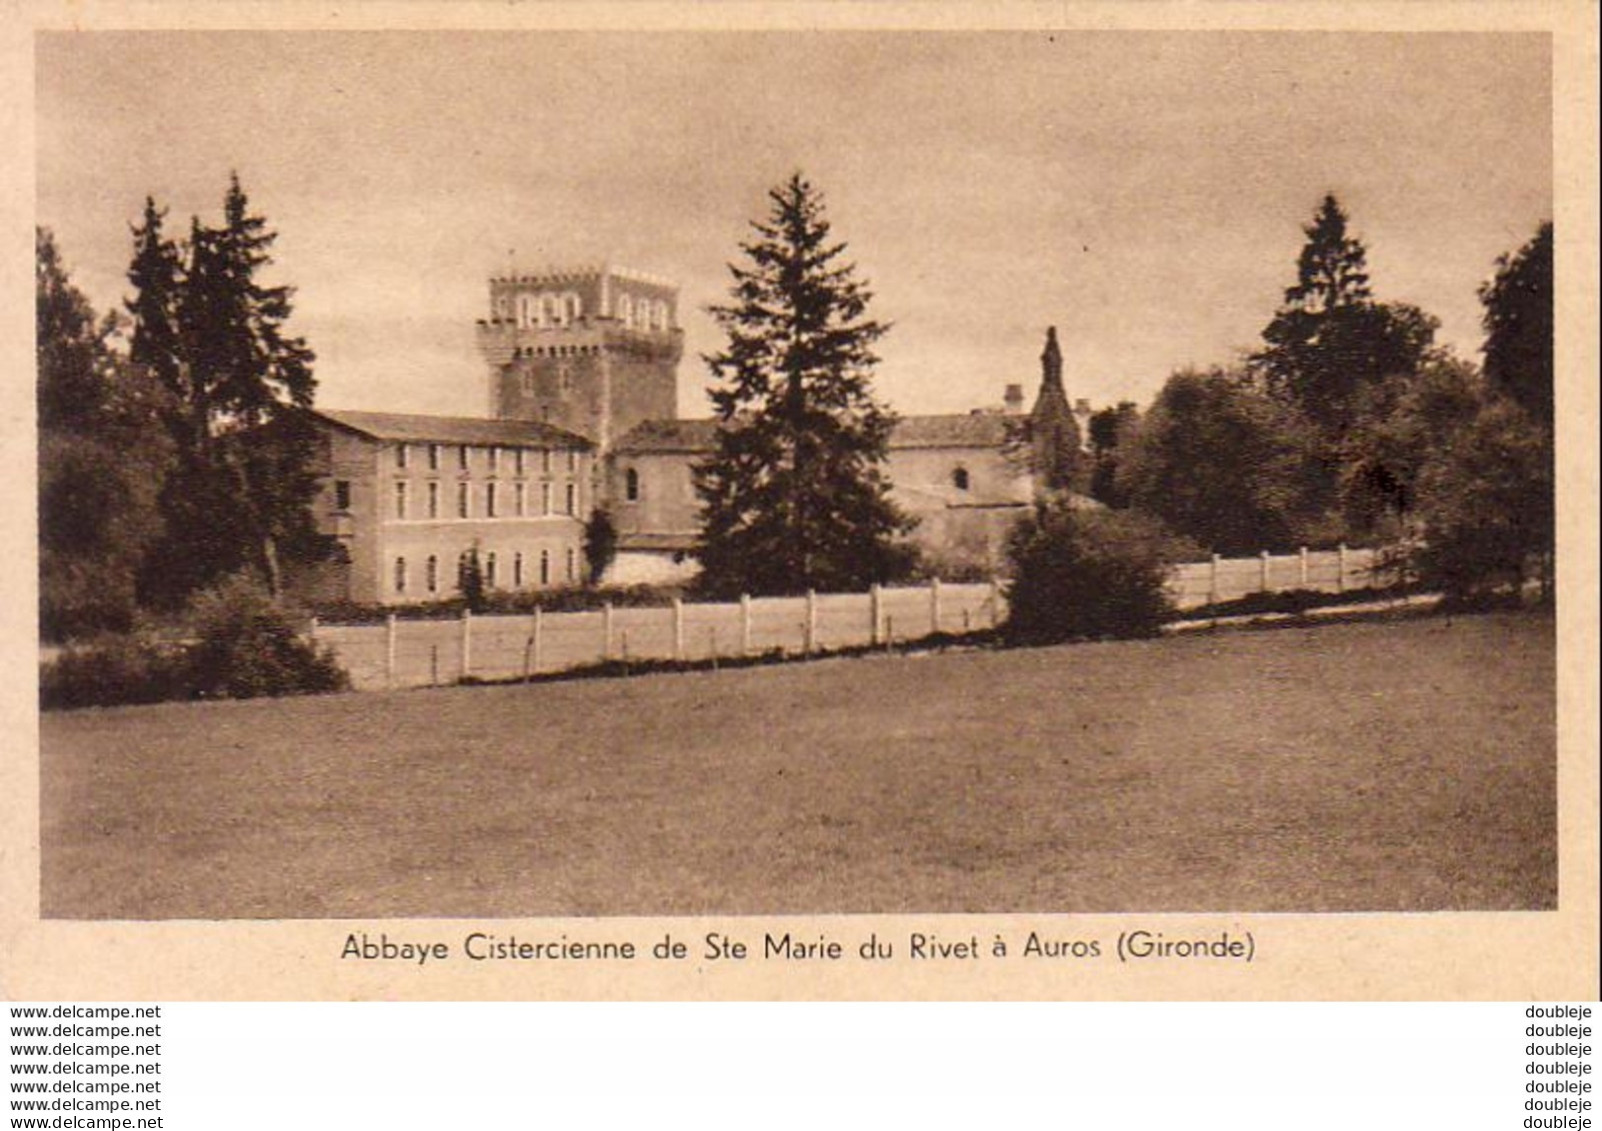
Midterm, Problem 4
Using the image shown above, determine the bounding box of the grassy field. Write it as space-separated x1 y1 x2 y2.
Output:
39 610 1555 918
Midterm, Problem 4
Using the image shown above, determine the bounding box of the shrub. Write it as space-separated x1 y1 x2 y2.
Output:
1003 505 1191 645
183 574 349 699
40 633 192 710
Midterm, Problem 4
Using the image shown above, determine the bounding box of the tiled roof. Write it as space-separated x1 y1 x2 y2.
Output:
889 413 1024 449
614 418 722 453
313 409 590 449
615 413 1024 454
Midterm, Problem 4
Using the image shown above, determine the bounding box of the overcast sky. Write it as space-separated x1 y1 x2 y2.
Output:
36 30 1551 420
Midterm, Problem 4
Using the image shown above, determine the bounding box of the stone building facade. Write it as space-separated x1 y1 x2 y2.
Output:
307 264 1095 601
307 409 594 605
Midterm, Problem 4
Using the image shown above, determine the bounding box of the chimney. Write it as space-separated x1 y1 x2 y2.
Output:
1004 384 1025 414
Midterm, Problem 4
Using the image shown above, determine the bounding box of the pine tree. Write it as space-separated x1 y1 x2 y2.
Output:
693 174 913 596
130 174 325 606
1252 194 1436 435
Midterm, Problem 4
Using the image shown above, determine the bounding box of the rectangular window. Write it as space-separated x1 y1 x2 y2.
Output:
515 449 526 476
457 482 470 519
564 482 577 516
542 449 552 475
515 482 526 517
539 550 550 586
428 444 440 471
394 481 408 520
485 553 497 589
488 447 500 474
513 552 523 588
566 449 578 473
486 482 498 518
394 557 407 594
428 481 440 519
565 547 576 581
334 480 351 511
541 483 553 516
458 445 470 471
426 555 439 593
396 444 409 470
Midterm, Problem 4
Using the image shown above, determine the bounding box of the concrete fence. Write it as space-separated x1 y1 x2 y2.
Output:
310 544 1389 692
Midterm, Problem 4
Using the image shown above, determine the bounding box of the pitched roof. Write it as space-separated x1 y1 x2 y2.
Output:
889 413 1022 449
614 418 721 453
313 409 590 449
614 412 1023 454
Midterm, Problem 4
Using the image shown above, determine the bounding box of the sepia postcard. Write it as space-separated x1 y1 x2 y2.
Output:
2 1 1596 1002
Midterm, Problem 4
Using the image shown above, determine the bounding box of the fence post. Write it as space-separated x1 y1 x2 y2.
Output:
1299 545 1310 587
1209 553 1221 606
460 607 473 679
869 584 882 645
385 613 397 690
805 589 817 655
930 577 942 635
603 602 614 660
1336 543 1348 593
672 598 685 661
740 593 752 655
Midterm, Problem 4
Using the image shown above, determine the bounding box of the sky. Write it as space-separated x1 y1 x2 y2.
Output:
35 30 1552 421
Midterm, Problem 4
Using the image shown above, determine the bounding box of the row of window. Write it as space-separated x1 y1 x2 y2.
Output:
395 443 580 476
489 291 672 332
391 479 580 521
393 548 578 595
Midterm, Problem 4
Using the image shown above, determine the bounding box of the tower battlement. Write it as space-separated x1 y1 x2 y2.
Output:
478 262 683 452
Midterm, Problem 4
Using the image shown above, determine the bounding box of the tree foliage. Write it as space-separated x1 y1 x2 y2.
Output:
1336 357 1487 539
129 175 325 609
1411 398 1552 601
1480 221 1553 430
582 507 619 586
1253 195 1439 428
37 228 171 640
1003 504 1189 645
1115 368 1324 555
694 174 914 596
1086 400 1141 507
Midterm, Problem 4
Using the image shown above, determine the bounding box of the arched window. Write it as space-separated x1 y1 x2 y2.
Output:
565 547 577 581
625 468 640 502
542 293 562 326
564 292 583 322
513 552 524 588
426 555 439 593
952 466 970 491
518 293 537 328
617 293 633 327
394 557 407 594
539 549 551 586
485 552 497 589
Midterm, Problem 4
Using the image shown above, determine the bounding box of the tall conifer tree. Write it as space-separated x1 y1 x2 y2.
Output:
129 174 324 605
694 174 912 596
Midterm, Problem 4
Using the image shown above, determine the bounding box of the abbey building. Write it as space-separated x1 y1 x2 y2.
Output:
307 266 1093 604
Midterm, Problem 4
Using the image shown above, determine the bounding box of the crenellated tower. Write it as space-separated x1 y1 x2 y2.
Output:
475 265 684 453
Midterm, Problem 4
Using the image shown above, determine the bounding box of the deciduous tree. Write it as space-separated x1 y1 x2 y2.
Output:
37 228 170 639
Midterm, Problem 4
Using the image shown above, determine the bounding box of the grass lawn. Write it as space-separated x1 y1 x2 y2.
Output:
39 610 1555 918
